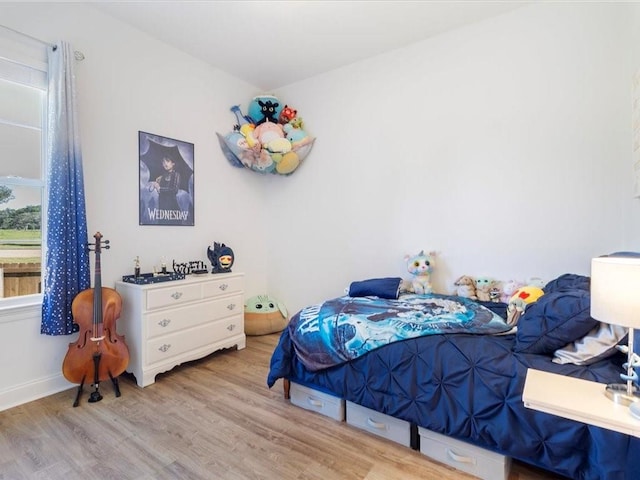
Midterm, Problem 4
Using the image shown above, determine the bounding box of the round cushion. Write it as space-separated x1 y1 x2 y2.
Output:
244 311 288 336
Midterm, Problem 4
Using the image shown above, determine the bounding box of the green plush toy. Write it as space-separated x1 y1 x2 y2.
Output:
244 294 288 336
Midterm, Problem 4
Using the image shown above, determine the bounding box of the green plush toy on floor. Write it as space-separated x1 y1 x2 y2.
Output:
244 294 288 336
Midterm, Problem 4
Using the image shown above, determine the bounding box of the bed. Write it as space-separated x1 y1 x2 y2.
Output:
267 274 640 480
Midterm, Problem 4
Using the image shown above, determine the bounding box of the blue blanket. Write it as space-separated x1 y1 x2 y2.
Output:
289 293 512 371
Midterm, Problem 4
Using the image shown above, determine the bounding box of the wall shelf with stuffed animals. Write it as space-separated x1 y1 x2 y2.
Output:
217 94 315 176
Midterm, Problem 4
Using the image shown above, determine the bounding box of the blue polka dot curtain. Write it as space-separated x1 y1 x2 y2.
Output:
41 42 90 336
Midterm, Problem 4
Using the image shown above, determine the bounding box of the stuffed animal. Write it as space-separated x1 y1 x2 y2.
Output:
274 151 300 175
264 137 292 154
230 104 254 128
474 277 495 302
248 95 282 125
253 120 284 145
278 104 297 124
500 279 524 304
207 242 235 273
220 95 313 177
244 294 288 336
283 122 310 147
489 281 502 303
239 123 258 148
289 116 304 130
506 285 544 326
452 275 477 300
404 250 436 294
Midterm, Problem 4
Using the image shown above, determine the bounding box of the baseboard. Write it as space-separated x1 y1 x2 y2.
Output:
0 372 73 412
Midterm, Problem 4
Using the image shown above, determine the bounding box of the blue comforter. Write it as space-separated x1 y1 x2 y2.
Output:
268 297 640 480
289 293 512 371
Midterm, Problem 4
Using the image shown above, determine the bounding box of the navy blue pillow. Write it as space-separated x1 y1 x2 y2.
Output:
348 277 402 299
514 289 599 355
544 273 590 293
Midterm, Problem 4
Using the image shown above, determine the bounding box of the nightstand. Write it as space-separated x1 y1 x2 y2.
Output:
522 368 640 438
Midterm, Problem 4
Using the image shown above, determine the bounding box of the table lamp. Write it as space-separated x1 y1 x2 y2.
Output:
591 255 640 406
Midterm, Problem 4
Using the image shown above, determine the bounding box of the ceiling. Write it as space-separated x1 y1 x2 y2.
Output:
88 1 528 91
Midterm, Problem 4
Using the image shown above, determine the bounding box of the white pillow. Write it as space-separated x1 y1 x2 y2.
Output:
552 323 627 366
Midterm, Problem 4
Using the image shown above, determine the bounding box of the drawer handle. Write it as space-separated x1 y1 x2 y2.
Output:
447 449 476 465
219 283 228 291
171 291 183 300
227 324 236 331
366 418 387 430
158 319 171 327
158 344 171 353
227 303 236 310
307 396 323 408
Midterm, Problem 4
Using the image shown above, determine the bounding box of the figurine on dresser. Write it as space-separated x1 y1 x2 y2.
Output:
207 242 235 273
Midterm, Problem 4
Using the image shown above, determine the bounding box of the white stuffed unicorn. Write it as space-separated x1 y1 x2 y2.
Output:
404 250 436 294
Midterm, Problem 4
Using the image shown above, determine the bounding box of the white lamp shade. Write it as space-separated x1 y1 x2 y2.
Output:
591 256 640 328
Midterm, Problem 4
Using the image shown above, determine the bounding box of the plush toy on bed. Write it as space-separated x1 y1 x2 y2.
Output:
452 275 477 299
500 279 524 304
489 281 502 303
506 285 544 326
404 250 436 294
475 277 496 302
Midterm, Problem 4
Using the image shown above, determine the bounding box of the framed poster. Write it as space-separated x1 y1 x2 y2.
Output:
138 131 194 226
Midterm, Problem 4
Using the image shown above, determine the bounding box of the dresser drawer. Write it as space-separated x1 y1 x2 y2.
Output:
146 315 243 364
418 427 511 480
145 282 201 310
201 275 243 298
290 382 345 421
346 401 411 447
145 294 243 339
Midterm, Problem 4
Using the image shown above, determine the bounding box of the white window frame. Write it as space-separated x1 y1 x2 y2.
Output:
0 31 48 312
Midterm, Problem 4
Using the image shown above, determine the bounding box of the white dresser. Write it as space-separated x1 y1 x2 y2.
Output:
115 272 245 387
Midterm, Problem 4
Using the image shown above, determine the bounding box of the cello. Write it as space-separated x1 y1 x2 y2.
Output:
62 232 130 407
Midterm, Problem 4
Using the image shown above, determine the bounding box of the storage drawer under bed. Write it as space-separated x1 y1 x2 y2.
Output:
418 427 511 480
289 382 345 421
346 401 412 447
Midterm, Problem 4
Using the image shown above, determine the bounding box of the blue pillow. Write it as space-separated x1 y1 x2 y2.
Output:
544 273 590 293
514 289 599 355
348 277 402 299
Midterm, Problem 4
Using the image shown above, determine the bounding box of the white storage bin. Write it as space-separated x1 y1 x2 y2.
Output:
289 382 345 421
418 427 511 480
346 401 411 447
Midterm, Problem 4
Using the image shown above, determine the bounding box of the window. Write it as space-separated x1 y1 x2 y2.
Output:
0 33 48 302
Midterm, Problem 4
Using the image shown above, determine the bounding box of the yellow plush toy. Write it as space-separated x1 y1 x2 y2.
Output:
506 286 544 326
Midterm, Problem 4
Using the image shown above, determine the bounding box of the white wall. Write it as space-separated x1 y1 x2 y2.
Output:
268 2 637 313
0 2 268 410
628 3 640 246
0 2 638 411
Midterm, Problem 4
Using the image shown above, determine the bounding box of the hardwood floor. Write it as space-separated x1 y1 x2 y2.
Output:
0 334 566 480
